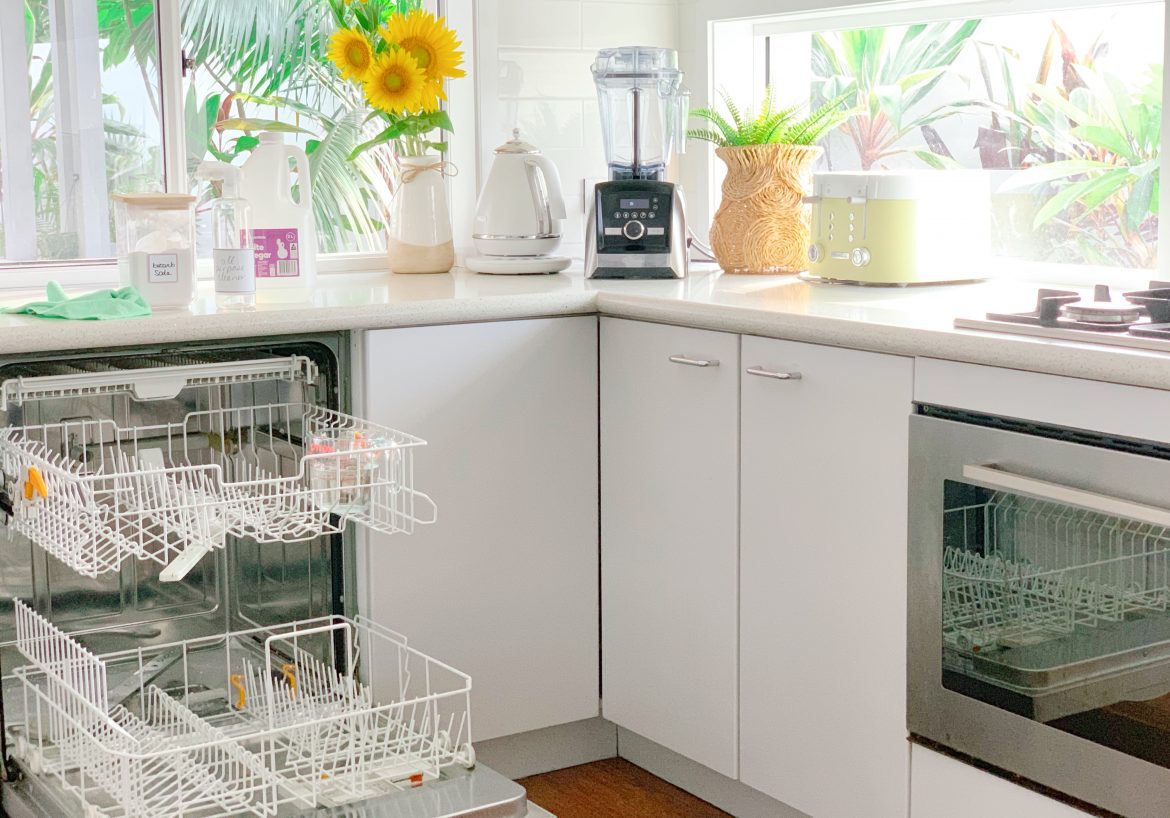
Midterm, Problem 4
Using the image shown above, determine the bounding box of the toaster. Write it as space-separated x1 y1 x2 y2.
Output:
804 171 990 285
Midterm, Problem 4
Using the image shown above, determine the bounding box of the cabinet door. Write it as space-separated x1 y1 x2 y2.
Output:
910 746 1096 818
362 317 599 741
739 336 913 818
600 317 740 778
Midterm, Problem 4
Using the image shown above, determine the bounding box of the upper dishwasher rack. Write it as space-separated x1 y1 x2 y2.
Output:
0 353 318 410
0 356 435 582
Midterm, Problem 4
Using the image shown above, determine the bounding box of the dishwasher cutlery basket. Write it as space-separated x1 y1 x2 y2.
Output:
0 402 436 582
943 492 1170 650
10 600 474 818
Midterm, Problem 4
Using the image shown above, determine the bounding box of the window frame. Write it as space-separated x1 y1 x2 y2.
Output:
0 0 476 288
680 0 1170 283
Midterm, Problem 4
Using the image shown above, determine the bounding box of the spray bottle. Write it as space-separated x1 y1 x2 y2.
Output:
197 161 256 310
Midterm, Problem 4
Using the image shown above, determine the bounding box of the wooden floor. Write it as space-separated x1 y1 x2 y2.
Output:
519 758 731 818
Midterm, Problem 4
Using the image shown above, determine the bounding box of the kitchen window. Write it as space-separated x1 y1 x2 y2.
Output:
699 0 1166 279
0 0 458 279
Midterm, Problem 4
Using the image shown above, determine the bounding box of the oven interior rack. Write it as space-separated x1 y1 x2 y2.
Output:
9 600 474 818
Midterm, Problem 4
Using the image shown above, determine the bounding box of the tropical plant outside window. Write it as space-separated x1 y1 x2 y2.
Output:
0 0 164 263
0 0 440 267
765 3 1162 270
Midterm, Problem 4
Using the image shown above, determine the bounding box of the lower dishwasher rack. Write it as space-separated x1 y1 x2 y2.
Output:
0 402 436 582
8 600 474 818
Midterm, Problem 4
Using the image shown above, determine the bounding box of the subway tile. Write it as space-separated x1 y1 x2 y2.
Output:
499 100 586 150
497 49 597 99
496 0 581 48
581 2 678 49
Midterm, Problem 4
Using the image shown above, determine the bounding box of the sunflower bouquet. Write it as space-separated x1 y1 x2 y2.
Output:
327 0 465 159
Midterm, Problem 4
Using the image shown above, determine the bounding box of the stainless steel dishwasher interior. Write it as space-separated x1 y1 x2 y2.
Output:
0 338 349 810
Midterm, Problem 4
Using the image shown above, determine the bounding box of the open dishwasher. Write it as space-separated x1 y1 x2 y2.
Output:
0 334 539 818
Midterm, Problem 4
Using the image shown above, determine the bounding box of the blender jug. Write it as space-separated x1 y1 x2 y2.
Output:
592 46 688 181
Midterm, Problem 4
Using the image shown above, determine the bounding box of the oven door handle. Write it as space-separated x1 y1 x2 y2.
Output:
962 464 1170 528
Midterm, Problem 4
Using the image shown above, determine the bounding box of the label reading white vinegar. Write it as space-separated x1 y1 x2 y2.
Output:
148 253 179 283
213 248 256 293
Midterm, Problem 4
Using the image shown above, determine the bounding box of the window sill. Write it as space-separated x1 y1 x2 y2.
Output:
0 252 394 292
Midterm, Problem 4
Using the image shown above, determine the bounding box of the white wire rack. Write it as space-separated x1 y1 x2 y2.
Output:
10 600 474 818
0 403 436 581
943 492 1170 650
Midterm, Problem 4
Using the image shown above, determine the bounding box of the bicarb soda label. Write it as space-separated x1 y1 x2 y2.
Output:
252 228 301 278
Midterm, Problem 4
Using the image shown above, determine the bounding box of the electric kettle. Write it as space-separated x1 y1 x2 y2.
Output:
468 130 571 274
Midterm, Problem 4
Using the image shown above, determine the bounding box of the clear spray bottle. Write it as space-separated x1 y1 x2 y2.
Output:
196 161 256 311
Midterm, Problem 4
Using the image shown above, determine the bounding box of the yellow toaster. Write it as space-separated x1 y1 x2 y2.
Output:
804 171 990 285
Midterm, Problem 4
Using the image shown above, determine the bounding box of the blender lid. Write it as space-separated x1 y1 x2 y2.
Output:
592 45 682 79
494 128 541 155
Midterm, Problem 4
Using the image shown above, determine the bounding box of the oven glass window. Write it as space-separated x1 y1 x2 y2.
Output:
942 479 1170 768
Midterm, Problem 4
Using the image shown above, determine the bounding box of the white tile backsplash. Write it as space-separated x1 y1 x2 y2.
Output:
497 49 597 99
581 2 677 48
500 100 585 149
497 1 582 48
483 0 679 259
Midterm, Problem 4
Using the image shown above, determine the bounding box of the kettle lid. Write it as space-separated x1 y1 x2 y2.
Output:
495 128 540 154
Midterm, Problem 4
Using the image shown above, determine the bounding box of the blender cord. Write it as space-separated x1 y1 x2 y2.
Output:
687 229 717 262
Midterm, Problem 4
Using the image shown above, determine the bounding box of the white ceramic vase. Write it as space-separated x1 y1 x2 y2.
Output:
387 155 455 274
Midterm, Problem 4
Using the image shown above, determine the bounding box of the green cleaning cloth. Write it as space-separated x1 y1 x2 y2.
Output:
3 281 152 320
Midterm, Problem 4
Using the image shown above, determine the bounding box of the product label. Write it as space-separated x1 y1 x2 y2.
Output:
213 248 256 293
148 253 178 283
252 228 301 278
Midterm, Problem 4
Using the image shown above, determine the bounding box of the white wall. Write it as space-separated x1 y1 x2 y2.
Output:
475 0 679 258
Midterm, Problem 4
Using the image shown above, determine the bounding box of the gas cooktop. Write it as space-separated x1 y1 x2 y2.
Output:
954 282 1170 353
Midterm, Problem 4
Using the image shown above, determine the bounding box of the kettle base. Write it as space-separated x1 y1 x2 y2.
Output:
465 255 572 275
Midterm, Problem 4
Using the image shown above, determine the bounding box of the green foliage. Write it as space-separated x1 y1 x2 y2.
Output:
179 0 417 252
812 21 980 169
998 64 1161 268
688 87 848 148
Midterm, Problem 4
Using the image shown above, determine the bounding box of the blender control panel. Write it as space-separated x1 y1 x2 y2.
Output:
594 181 674 252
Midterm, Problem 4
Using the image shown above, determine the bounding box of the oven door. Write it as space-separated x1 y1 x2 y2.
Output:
909 411 1170 818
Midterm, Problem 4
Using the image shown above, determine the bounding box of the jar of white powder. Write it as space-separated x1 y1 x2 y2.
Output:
112 193 197 309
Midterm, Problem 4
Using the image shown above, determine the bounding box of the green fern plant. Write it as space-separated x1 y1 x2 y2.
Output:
688 86 849 148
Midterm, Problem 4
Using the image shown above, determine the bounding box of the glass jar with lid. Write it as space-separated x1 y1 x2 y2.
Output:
112 193 197 309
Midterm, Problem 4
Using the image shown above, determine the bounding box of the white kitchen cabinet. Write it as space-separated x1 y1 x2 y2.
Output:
739 335 913 818
600 317 740 779
361 317 599 742
910 745 1096 818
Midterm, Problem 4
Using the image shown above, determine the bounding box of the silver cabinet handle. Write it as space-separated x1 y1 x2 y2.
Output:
963 464 1170 528
746 367 802 380
669 355 719 368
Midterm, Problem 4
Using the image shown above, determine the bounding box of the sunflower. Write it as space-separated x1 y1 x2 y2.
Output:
363 49 426 114
380 10 466 84
419 78 445 112
327 28 374 82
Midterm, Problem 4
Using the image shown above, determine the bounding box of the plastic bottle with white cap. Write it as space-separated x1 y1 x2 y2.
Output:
239 132 318 299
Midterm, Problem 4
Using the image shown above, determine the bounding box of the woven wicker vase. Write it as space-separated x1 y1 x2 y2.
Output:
710 143 823 274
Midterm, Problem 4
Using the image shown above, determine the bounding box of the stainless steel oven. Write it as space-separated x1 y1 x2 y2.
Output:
909 406 1170 818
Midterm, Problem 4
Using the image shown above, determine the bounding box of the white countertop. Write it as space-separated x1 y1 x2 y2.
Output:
2 266 1169 391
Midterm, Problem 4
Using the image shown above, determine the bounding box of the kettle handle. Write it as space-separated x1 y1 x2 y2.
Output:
529 155 567 221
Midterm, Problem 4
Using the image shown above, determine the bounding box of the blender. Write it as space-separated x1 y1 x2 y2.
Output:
585 46 690 279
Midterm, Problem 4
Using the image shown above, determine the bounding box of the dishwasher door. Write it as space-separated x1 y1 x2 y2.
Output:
909 410 1170 818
